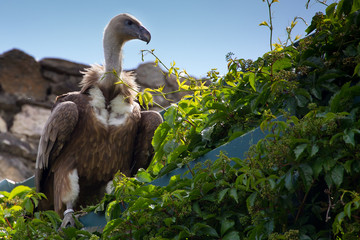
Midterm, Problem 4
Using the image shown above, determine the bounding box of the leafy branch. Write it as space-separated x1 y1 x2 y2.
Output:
260 0 279 51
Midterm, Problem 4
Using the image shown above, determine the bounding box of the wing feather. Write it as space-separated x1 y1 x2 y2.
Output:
35 101 79 192
131 110 163 176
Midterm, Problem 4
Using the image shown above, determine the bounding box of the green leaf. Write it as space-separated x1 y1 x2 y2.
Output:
23 198 34 213
164 106 177 128
295 94 308 108
136 170 153 183
0 191 9 198
302 57 324 68
285 171 294 191
326 3 337 17
246 192 257 208
311 144 319 157
272 57 292 72
294 144 308 160
323 157 337 171
313 158 323 178
354 63 360 77
330 132 344 145
259 21 269 27
299 164 313 191
221 219 235 236
193 202 202 216
344 202 352 218
331 165 344 187
352 0 360 11
152 122 171 151
249 73 256 91
164 140 178 155
202 182 216 195
8 185 32 200
201 125 215 142
218 188 229 203
333 212 346 234
192 223 219 237
229 188 239 203
268 177 276 190
164 217 176 227
157 162 177 177
43 211 62 230
343 44 358 57
343 129 355 146
344 160 353 173
106 201 122 221
223 231 240 240
337 0 353 16
103 218 123 238
9 205 22 212
264 219 275 234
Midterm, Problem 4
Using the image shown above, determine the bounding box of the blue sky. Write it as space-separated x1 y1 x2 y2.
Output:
0 0 332 78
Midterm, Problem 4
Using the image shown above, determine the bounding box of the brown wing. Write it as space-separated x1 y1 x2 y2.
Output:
35 101 79 193
131 110 163 176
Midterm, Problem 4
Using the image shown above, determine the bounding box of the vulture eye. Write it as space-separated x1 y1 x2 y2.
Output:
125 20 133 26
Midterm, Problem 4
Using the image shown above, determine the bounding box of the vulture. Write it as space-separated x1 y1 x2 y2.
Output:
35 13 163 228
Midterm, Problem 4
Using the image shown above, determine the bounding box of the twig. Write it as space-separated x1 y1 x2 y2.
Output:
5 217 13 230
266 0 274 51
325 188 333 222
186 163 195 177
141 50 170 72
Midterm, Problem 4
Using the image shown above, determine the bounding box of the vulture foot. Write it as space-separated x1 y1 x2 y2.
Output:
59 210 76 230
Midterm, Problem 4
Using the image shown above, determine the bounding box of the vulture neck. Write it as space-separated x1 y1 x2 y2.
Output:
102 30 125 89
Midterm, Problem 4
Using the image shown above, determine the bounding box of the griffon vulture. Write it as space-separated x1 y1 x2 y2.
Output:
35 13 163 228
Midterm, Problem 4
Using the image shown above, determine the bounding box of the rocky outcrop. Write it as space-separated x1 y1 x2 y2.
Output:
0 117 6 133
0 49 48 101
135 63 186 110
0 48 184 182
11 105 51 139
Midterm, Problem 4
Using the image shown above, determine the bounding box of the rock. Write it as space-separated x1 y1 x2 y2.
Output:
10 105 51 139
135 62 167 88
134 62 186 108
42 70 82 95
0 92 18 112
40 58 89 76
0 152 34 182
0 132 37 161
0 49 49 101
0 116 7 132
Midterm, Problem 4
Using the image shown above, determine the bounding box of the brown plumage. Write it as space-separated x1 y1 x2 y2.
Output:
35 13 162 227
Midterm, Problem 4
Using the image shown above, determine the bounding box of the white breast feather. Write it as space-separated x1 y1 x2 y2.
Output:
61 169 80 204
108 95 134 126
89 87 108 126
89 86 133 126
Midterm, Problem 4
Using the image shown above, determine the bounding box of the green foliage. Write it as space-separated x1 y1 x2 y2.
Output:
99 156 249 239
0 186 60 239
1 0 360 239
0 186 101 239
98 1 360 239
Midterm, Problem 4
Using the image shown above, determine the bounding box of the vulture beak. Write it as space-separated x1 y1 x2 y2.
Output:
138 26 151 44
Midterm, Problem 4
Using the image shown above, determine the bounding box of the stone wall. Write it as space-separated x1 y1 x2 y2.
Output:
0 49 184 182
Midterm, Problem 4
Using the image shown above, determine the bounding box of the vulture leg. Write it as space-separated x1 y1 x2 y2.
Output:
55 169 80 229
59 203 76 229
131 110 163 176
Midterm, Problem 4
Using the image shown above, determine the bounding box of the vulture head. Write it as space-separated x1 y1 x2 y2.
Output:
106 14 151 44
103 13 151 50
102 13 151 77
